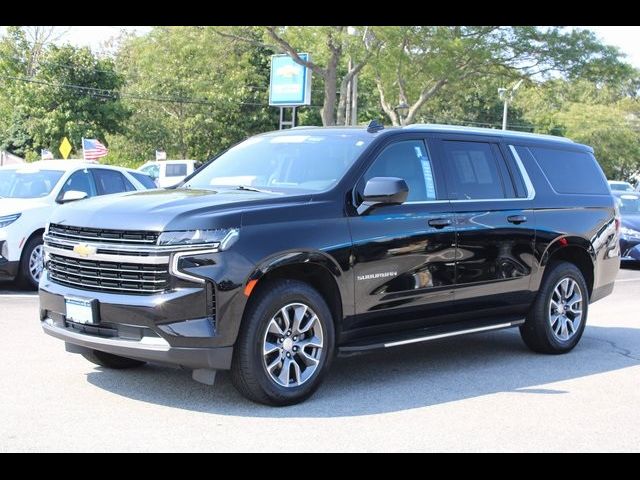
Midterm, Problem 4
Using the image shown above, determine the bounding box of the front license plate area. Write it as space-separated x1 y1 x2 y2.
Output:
64 297 98 325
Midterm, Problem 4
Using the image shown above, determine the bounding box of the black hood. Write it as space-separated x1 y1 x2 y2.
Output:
51 188 311 231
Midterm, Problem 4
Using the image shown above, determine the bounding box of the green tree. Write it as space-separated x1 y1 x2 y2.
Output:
0 28 128 159
516 79 640 181
113 26 277 164
369 26 632 126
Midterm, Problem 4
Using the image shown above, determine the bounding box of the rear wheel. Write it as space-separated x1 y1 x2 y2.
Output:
231 279 335 406
81 350 146 369
17 235 44 290
520 261 589 354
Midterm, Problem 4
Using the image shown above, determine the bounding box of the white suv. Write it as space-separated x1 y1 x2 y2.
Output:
0 161 156 289
138 160 200 188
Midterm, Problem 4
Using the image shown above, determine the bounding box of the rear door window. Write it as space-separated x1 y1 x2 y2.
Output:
441 140 509 200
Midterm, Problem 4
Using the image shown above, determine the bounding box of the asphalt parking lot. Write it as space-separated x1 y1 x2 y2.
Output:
1 266 639 452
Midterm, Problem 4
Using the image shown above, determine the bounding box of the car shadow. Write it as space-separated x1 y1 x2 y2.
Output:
86 325 640 418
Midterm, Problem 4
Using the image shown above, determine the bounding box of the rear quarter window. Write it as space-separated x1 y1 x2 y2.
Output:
527 146 609 195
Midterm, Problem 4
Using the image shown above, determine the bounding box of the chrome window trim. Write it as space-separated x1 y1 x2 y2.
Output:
170 248 220 284
509 144 536 200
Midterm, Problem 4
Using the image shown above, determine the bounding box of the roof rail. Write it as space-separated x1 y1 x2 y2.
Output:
404 123 573 143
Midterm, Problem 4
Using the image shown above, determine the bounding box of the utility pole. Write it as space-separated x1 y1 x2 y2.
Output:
498 79 523 130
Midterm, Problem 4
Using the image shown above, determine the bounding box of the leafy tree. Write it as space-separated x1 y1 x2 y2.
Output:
369 26 632 126
218 26 379 126
113 26 277 163
516 80 640 181
0 28 128 159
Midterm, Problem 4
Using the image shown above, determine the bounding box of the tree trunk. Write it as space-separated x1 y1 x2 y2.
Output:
322 58 338 126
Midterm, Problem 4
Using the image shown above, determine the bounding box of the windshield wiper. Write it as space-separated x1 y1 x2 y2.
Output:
234 185 277 194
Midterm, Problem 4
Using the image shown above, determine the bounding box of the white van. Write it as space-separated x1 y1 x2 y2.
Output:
138 160 200 188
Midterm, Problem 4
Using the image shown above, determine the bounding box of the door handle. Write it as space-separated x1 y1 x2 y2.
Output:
507 215 527 224
428 218 452 229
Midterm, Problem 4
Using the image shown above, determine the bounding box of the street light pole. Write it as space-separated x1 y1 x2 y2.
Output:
502 95 509 131
498 80 523 131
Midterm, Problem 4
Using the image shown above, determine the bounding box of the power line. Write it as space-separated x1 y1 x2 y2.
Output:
1 74 324 109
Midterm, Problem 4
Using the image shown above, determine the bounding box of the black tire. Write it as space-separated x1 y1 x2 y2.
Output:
81 349 146 369
231 279 335 406
520 261 589 354
17 235 44 290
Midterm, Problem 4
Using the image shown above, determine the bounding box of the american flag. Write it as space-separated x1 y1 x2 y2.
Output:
82 138 108 160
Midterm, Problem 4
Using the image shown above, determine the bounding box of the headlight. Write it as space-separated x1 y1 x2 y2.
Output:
620 226 640 238
158 228 239 250
0 213 21 228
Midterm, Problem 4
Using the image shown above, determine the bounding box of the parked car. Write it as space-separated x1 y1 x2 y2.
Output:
608 180 635 192
0 161 155 289
39 124 620 406
613 191 640 263
138 160 200 188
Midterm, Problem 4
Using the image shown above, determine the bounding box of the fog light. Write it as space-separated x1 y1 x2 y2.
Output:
0 241 7 260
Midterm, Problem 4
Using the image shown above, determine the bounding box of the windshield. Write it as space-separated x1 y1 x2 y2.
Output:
616 194 640 214
184 132 372 193
0 168 64 198
610 182 633 191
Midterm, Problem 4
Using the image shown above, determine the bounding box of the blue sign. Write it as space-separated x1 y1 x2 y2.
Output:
269 53 312 106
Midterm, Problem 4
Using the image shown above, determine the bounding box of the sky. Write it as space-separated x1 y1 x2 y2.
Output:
1 26 640 68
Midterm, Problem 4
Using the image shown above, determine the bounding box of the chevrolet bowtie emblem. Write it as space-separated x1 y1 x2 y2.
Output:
73 243 97 258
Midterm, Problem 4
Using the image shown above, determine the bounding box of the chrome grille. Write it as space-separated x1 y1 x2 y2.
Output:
48 253 170 295
48 223 159 245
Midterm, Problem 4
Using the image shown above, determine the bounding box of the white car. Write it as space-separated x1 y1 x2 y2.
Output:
138 160 200 188
608 180 635 192
0 161 156 289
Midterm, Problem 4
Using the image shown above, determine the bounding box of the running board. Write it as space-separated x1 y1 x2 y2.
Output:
339 318 525 355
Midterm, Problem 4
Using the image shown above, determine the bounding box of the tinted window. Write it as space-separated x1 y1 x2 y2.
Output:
442 141 505 200
92 169 129 195
529 147 609 195
60 170 95 198
166 164 187 177
364 140 437 202
130 172 157 189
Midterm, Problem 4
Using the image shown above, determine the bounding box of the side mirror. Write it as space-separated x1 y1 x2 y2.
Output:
58 190 88 204
357 177 409 215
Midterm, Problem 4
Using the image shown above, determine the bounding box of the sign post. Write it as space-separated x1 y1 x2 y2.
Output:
269 53 312 129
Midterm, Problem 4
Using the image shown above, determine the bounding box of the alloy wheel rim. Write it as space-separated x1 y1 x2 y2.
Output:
262 302 324 388
548 277 583 341
29 245 44 284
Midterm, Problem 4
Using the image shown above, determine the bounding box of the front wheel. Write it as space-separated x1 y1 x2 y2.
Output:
18 235 44 290
520 261 589 354
231 279 335 406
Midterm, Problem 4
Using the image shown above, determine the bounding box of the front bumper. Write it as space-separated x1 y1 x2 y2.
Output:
42 320 232 369
39 272 233 370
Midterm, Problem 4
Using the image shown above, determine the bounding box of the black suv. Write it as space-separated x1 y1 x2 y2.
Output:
39 124 620 405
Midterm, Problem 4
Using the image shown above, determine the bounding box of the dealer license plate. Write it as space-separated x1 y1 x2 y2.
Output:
64 297 96 324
